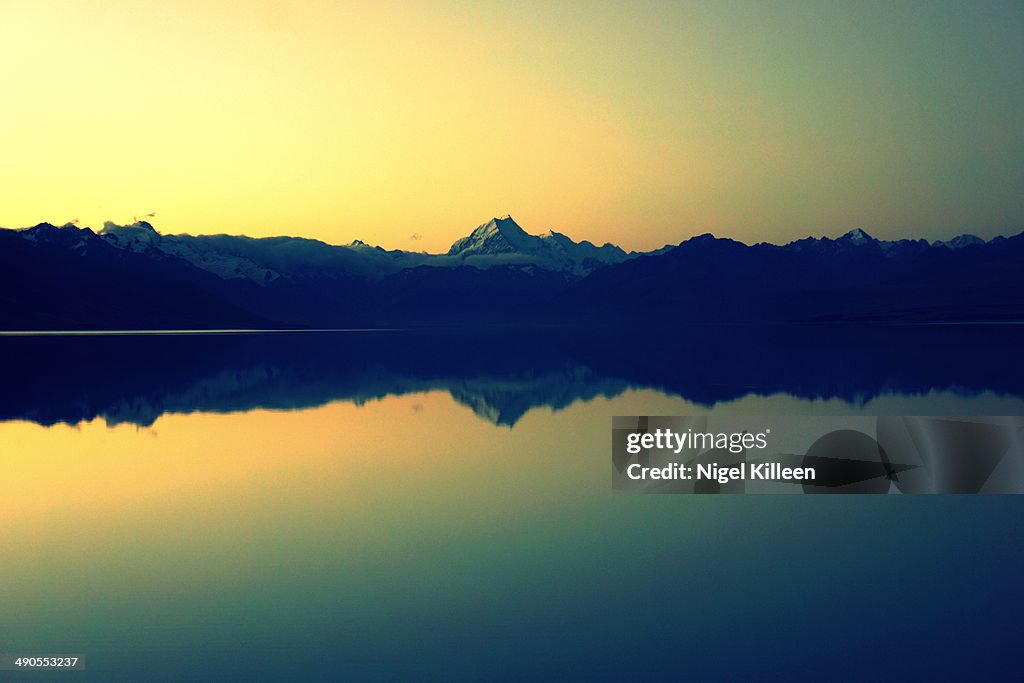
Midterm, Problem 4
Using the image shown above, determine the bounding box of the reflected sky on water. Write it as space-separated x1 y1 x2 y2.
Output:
1 328 1022 680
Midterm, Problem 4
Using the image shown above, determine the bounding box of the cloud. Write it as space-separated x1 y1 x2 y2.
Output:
410 232 422 241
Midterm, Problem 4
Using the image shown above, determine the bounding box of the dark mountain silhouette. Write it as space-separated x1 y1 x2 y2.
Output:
0 223 269 329
1 219 1022 329
561 228 1024 323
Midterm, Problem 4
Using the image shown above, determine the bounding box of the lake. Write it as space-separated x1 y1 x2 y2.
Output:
1 327 1022 680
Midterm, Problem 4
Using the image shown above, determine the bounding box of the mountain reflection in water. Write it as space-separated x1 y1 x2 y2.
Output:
2 324 1023 427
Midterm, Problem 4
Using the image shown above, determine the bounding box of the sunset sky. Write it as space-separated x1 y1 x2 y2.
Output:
1 0 1021 252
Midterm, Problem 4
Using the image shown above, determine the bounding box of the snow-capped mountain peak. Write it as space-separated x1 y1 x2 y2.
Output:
444 216 631 274
839 228 874 245
99 220 282 282
447 216 536 256
19 222 96 251
100 220 162 252
935 234 985 249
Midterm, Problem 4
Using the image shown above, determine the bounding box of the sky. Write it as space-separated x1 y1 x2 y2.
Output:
1 0 1021 252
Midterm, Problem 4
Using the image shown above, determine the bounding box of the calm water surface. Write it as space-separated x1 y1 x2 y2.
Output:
1 330 1022 681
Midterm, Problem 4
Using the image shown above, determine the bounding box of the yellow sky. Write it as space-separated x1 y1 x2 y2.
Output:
1 1 1021 251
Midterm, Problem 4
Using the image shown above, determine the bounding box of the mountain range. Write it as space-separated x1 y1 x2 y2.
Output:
1 215 1021 329
96 214 636 284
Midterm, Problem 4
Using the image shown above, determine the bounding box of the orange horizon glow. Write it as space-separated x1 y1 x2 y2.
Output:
1 1 1021 253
